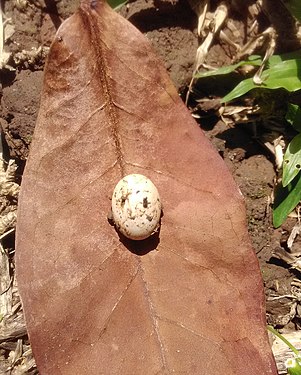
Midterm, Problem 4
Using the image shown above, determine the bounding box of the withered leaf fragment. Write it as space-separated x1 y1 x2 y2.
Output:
16 0 277 374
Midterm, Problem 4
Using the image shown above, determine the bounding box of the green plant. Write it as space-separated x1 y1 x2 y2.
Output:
194 11 301 227
107 0 127 10
284 0 301 23
268 326 301 375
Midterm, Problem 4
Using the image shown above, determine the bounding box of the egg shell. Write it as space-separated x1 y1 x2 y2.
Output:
111 174 162 240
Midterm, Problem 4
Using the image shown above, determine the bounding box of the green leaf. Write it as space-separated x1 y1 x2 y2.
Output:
285 0 301 22
107 0 127 9
273 172 301 227
287 358 301 375
222 59 301 103
286 103 301 132
194 58 262 79
268 49 301 66
267 326 301 357
195 51 301 80
283 134 301 186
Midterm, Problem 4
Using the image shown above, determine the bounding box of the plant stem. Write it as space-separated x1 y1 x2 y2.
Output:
268 325 300 357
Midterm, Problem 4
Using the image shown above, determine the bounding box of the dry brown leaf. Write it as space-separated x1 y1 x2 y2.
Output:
16 1 278 374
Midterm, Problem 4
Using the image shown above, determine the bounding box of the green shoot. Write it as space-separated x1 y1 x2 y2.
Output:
273 173 301 227
284 0 301 23
267 326 301 375
107 0 127 10
192 1 301 227
268 326 300 356
221 59 301 103
286 103 301 133
282 133 301 187
286 358 301 375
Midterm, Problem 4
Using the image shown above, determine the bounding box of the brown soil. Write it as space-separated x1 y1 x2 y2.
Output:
0 0 300 373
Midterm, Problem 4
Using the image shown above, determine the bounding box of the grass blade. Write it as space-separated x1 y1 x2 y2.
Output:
283 134 301 187
273 172 301 227
222 59 301 103
286 103 301 132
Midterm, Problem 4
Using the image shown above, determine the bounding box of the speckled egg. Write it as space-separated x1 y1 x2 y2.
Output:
111 174 162 240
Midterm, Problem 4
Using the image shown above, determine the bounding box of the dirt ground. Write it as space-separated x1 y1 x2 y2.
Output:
0 0 300 373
